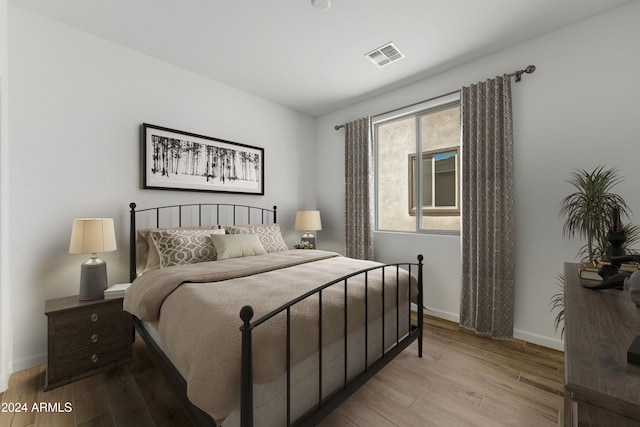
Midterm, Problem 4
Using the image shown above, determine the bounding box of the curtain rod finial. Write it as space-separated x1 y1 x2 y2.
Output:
514 65 536 82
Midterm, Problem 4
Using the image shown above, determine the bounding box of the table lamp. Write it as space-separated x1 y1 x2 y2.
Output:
295 211 322 248
69 218 117 301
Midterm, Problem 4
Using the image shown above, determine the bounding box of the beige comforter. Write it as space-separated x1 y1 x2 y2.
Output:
124 249 418 422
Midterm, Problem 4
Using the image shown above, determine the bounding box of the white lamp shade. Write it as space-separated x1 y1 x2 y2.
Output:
69 218 117 254
295 211 322 231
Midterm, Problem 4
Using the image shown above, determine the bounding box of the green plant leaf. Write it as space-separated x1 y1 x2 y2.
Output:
559 165 631 263
549 274 565 339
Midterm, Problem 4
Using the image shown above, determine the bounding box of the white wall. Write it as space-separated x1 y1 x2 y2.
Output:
6 1 640 380
316 1 640 351
7 5 316 371
0 0 11 392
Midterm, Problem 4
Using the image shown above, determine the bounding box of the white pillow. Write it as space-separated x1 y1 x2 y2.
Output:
210 234 267 260
226 223 288 253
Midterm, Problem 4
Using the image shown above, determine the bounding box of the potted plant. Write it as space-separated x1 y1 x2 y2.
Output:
559 165 630 266
552 165 632 337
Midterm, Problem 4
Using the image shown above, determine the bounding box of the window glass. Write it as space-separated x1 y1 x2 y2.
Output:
375 95 460 233
376 116 415 232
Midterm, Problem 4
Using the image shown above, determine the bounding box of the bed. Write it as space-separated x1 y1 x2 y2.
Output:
123 202 424 426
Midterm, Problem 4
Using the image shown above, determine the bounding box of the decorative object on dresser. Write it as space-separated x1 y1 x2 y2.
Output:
142 123 264 195
582 254 640 290
628 335 640 365
627 270 640 306
294 210 322 248
578 203 640 290
563 263 640 425
44 295 133 391
69 218 117 301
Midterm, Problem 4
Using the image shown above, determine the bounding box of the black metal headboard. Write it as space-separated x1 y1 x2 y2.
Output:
129 202 277 281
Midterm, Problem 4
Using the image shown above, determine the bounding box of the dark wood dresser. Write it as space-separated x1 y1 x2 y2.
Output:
44 295 133 391
564 262 640 425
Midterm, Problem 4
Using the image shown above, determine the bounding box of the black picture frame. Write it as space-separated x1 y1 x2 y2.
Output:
142 123 264 195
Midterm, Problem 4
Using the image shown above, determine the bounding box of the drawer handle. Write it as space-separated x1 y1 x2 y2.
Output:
90 313 99 322
91 334 99 343
91 354 98 363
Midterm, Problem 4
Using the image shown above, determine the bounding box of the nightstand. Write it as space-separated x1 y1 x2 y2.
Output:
44 295 133 391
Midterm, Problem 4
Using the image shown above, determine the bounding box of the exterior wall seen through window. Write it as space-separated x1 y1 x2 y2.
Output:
375 98 460 233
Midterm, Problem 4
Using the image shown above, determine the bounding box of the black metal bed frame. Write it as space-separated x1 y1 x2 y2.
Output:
129 202 277 282
128 202 423 427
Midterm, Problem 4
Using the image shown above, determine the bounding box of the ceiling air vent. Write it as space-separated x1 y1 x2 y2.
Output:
365 42 405 68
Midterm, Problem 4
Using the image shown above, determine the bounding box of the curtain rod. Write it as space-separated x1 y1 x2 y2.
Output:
334 64 536 130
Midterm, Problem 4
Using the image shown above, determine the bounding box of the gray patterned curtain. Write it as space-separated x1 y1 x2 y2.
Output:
345 117 374 260
460 75 515 339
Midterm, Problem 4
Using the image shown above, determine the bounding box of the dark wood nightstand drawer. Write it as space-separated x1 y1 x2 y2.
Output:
51 338 132 379
48 300 127 336
51 318 131 355
44 295 133 391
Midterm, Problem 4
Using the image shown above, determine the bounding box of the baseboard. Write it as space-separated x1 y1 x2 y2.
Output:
514 329 564 352
422 306 459 323
422 307 564 352
11 352 46 373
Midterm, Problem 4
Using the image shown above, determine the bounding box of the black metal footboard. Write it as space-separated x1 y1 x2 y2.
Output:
239 255 424 427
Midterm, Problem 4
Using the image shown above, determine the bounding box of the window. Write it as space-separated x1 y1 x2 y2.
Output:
374 93 460 233
408 147 459 216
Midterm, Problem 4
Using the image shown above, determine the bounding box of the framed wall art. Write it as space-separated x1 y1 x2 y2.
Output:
142 123 264 195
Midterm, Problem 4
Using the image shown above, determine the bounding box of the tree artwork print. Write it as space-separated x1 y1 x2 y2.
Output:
143 124 264 195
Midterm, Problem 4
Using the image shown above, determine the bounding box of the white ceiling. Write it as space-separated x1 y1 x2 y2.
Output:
9 0 636 117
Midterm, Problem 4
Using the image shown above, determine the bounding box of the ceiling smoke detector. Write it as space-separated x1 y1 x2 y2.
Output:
365 42 405 68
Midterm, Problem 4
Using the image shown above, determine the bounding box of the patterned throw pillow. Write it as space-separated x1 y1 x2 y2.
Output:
137 226 220 273
226 224 288 253
149 229 225 268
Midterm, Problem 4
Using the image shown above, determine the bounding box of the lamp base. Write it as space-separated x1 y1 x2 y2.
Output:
301 232 316 249
79 257 108 301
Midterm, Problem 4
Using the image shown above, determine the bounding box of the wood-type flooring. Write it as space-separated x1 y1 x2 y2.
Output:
0 316 564 427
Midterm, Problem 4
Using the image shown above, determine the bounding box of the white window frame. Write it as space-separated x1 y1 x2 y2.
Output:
408 146 460 216
373 92 461 235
